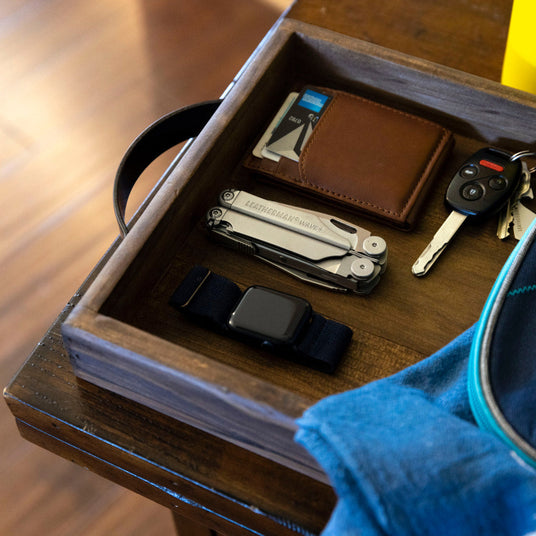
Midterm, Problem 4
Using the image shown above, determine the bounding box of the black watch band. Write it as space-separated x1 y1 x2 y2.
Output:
170 266 353 373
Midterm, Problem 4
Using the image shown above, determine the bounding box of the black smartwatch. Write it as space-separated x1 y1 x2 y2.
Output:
169 266 353 372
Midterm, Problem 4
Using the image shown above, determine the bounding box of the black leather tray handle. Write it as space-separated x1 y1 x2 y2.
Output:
113 100 222 236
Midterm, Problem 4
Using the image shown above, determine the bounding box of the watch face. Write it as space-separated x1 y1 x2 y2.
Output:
228 286 311 344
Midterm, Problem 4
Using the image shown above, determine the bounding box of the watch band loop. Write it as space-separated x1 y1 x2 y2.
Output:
169 266 241 329
296 313 353 372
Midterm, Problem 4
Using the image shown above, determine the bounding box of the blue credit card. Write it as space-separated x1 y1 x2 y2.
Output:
298 89 331 113
265 86 332 162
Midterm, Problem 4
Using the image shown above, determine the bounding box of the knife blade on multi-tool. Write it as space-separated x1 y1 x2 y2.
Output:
206 189 388 294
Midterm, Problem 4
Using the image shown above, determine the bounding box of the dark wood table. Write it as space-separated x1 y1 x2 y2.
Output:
4 1 514 535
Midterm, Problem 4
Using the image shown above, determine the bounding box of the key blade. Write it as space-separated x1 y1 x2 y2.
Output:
497 162 532 239
518 162 532 198
412 211 467 276
497 198 514 239
513 202 536 239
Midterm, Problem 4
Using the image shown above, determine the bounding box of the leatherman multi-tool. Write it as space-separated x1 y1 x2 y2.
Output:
206 189 388 294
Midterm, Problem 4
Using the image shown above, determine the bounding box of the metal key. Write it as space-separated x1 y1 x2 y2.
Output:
512 201 536 239
496 206 513 239
497 161 531 239
412 211 467 276
412 148 522 277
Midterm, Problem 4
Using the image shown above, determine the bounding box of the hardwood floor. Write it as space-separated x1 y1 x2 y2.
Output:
0 1 288 534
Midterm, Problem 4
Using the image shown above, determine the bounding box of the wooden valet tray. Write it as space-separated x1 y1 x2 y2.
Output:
62 17 536 483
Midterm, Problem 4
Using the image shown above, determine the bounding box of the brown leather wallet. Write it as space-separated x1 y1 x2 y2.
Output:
244 87 454 230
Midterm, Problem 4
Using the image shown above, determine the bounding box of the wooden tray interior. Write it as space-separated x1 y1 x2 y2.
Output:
96 21 536 404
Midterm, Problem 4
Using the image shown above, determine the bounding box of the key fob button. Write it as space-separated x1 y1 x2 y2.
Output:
488 176 507 190
462 183 484 201
461 165 478 178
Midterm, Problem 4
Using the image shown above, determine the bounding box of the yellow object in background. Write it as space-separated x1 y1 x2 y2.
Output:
502 0 536 93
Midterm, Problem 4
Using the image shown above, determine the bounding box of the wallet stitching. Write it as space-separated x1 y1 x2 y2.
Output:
296 89 451 219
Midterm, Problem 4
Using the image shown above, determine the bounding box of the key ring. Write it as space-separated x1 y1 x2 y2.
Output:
509 150 536 161
510 150 536 175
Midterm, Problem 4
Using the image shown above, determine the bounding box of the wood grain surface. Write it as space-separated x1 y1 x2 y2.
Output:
2 0 520 535
288 0 513 81
0 1 286 534
61 12 536 484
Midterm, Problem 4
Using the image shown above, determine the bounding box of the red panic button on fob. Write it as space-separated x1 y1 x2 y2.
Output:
480 159 504 172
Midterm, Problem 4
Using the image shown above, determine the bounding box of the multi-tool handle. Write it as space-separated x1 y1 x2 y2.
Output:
206 189 388 294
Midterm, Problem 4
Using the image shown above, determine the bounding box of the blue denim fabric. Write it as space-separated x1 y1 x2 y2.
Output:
295 325 536 536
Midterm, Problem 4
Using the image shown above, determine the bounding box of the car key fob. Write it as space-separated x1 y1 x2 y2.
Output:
445 147 522 217
412 147 523 277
